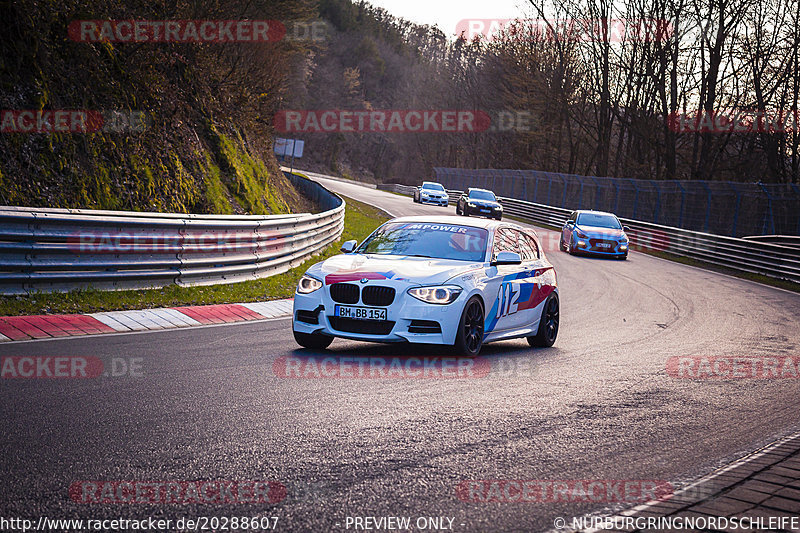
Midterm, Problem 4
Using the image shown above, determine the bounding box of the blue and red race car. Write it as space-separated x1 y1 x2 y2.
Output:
292 216 559 356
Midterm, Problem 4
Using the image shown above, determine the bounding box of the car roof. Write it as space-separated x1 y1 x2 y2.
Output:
466 187 493 194
575 209 618 217
387 215 521 231
421 181 442 186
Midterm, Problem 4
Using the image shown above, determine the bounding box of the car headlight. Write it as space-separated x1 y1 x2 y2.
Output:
467 202 476 207
494 205 503 210
407 285 463 304
297 274 323 294
576 230 588 238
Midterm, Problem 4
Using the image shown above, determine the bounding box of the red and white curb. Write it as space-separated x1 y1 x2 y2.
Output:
0 299 293 342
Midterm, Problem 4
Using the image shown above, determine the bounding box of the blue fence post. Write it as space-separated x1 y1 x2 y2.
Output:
700 181 712 232
588 176 600 210
653 181 661 224
578 177 584 209
629 179 640 219
791 183 800 235
522 173 528 201
730 183 742 237
758 183 776 234
534 174 540 203
676 181 686 228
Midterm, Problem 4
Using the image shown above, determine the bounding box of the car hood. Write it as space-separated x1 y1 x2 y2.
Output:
467 199 501 208
307 253 484 286
576 225 626 238
421 189 447 196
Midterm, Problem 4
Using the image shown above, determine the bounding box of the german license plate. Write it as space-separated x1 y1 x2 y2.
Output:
334 305 387 321
597 243 611 248
480 208 490 213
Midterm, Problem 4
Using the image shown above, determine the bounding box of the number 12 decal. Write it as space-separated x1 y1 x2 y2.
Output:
497 282 519 318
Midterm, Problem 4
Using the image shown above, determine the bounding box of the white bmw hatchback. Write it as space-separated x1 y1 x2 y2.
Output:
292 216 559 356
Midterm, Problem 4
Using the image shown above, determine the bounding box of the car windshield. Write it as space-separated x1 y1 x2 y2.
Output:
469 190 496 201
357 222 488 262
577 213 622 229
422 183 445 191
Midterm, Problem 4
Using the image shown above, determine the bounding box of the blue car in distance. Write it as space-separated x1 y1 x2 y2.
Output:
560 210 630 259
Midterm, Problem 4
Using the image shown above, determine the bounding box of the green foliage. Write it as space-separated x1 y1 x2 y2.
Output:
0 0 315 214
214 131 290 215
200 153 233 215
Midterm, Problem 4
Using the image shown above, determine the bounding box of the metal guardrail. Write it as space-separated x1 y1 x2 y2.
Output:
742 235 800 249
378 184 800 285
0 173 345 294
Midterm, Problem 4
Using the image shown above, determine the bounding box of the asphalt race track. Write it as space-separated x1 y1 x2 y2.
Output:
2 171 800 532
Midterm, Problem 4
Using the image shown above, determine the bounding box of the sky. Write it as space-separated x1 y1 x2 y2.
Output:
364 0 531 40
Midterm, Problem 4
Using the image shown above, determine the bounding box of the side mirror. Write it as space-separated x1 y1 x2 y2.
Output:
492 251 522 266
565 221 574 227
623 226 630 232
340 240 357 253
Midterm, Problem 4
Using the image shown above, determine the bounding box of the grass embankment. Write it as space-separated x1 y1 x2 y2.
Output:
0 195 389 316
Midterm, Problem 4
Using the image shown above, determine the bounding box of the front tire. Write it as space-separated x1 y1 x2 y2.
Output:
293 330 333 350
528 293 559 347
453 296 484 356
567 236 578 255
